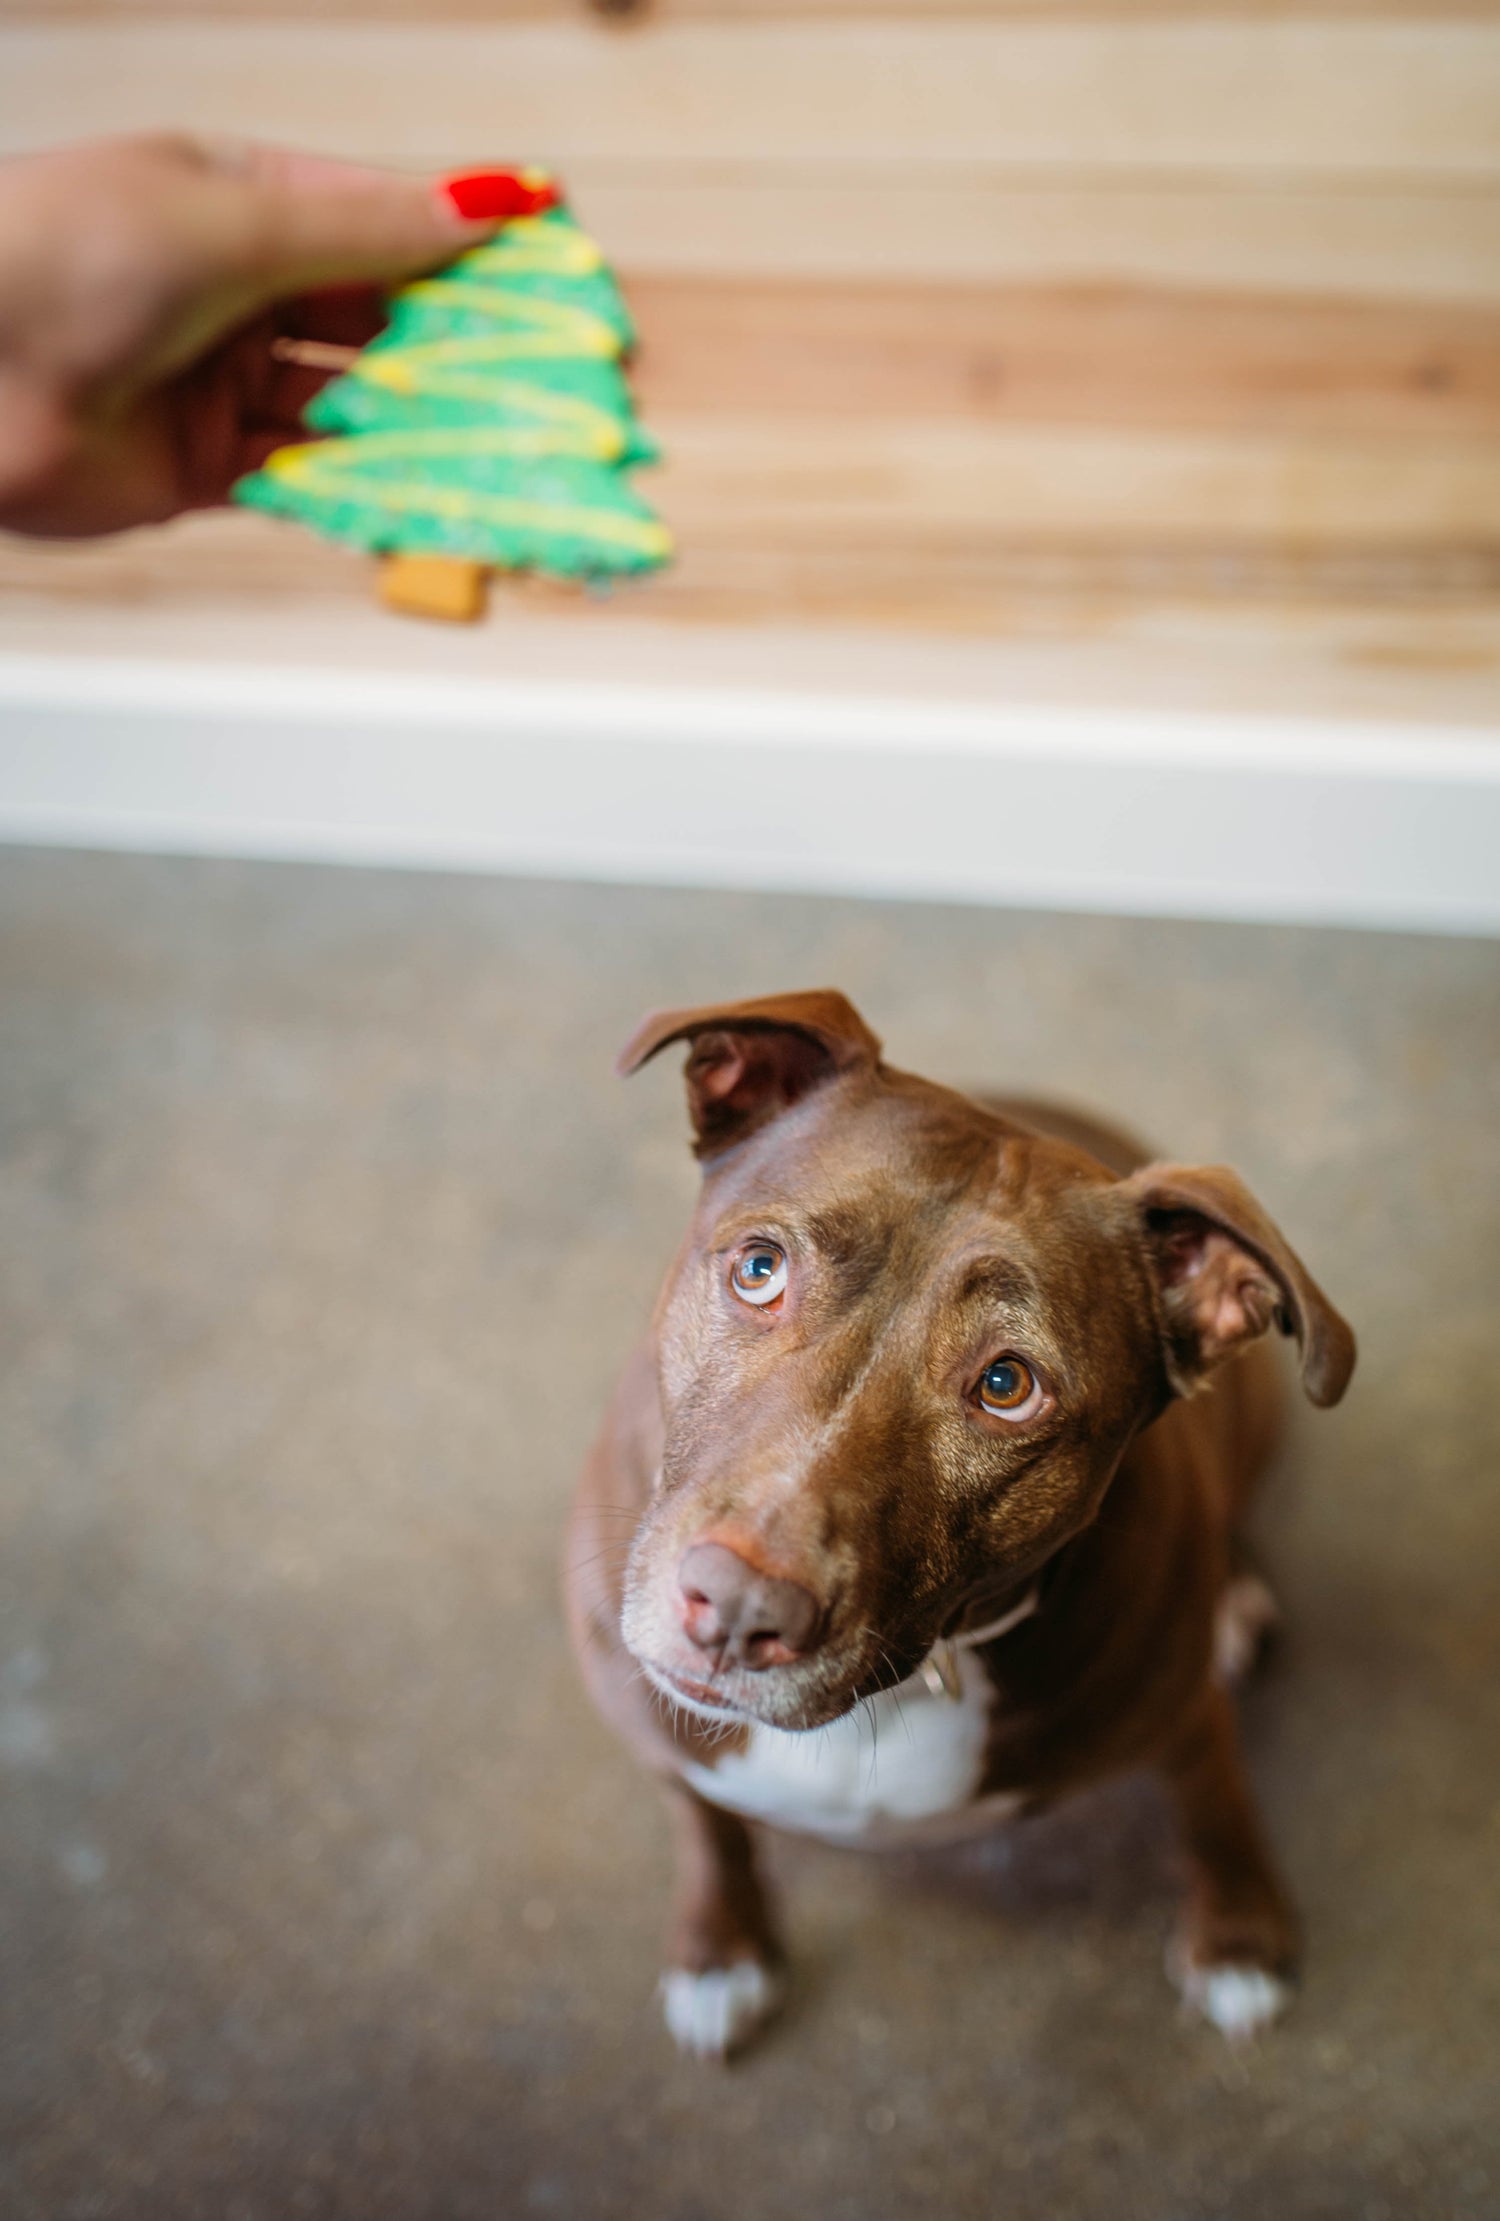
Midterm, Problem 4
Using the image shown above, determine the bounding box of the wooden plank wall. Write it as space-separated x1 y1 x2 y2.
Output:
1 5 1497 632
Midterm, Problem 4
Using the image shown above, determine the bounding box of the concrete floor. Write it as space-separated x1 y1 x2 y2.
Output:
1 848 1497 2221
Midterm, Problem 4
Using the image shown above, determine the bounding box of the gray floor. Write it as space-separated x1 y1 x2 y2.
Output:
1 848 1497 2221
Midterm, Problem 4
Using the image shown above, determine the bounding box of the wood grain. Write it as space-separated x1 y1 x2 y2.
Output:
3 507 1496 642
629 279 1500 435
6 20 1499 300
13 1 1500 23
3 272 1496 636
565 174 1500 302
3 21 1495 647
644 416 1500 553
4 22 1497 174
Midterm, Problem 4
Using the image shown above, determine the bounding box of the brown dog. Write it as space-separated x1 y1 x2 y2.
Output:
567 990 1355 2058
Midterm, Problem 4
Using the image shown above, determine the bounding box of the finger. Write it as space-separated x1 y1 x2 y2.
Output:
110 145 546 394
224 146 557 305
0 372 76 529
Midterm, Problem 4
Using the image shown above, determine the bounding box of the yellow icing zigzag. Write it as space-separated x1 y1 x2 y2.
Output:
349 355 627 453
463 219 605 279
249 205 667 572
263 439 672 558
397 283 619 359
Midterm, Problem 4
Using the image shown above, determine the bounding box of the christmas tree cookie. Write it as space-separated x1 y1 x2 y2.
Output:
234 182 671 621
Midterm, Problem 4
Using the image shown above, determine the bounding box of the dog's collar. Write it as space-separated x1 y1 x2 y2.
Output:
917 1584 1041 1700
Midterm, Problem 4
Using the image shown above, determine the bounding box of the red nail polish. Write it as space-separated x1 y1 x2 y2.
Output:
439 167 560 222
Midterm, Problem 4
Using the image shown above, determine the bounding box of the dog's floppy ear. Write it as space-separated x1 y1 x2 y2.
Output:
617 990 882 1159
1123 1163 1356 1408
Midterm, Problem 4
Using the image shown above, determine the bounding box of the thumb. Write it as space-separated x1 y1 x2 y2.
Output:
224 146 545 298
124 138 555 389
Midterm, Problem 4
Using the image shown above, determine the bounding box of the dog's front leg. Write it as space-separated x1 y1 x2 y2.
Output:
658 1785 785 2061
1161 1685 1299 2040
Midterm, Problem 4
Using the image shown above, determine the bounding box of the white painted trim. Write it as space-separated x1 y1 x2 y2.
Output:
1 651 1497 935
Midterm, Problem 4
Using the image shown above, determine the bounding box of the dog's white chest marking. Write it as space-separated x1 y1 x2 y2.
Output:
684 1649 1017 1845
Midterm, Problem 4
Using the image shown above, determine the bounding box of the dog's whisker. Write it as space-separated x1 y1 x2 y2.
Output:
853 1625 918 1748
865 1635 916 1748
567 1544 632 1576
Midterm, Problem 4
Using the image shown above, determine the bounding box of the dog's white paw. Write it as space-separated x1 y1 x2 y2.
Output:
1176 1959 1292 2041
1213 1573 1280 1688
660 1958 783 2061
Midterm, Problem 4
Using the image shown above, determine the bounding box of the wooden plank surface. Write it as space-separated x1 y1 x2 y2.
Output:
5 512 1500 729
3 428 1495 634
648 416 1500 550
5 508 1497 631
629 279 1500 435
563 174 1500 302
14 1 1500 23
4 22 1497 175
2 274 1496 632
3 20 1495 655
5 22 1499 301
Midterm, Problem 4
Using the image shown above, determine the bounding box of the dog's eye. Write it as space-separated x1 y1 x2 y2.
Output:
977 1357 1038 1417
730 1244 788 1308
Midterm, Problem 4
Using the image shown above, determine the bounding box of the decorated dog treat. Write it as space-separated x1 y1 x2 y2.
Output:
234 187 670 621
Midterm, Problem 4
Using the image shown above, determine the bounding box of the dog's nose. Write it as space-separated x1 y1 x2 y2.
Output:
677 1541 821 1670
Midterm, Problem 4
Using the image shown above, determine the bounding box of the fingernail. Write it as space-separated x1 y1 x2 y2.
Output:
438 167 560 223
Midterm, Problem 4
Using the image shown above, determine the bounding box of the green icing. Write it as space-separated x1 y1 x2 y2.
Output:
386 205 637 352
233 201 669 582
236 441 670 577
304 351 656 466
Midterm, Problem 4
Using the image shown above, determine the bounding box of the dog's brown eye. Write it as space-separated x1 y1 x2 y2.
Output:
977 1358 1037 1416
730 1244 788 1308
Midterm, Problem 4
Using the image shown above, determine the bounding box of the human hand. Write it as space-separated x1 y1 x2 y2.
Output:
0 134 547 536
